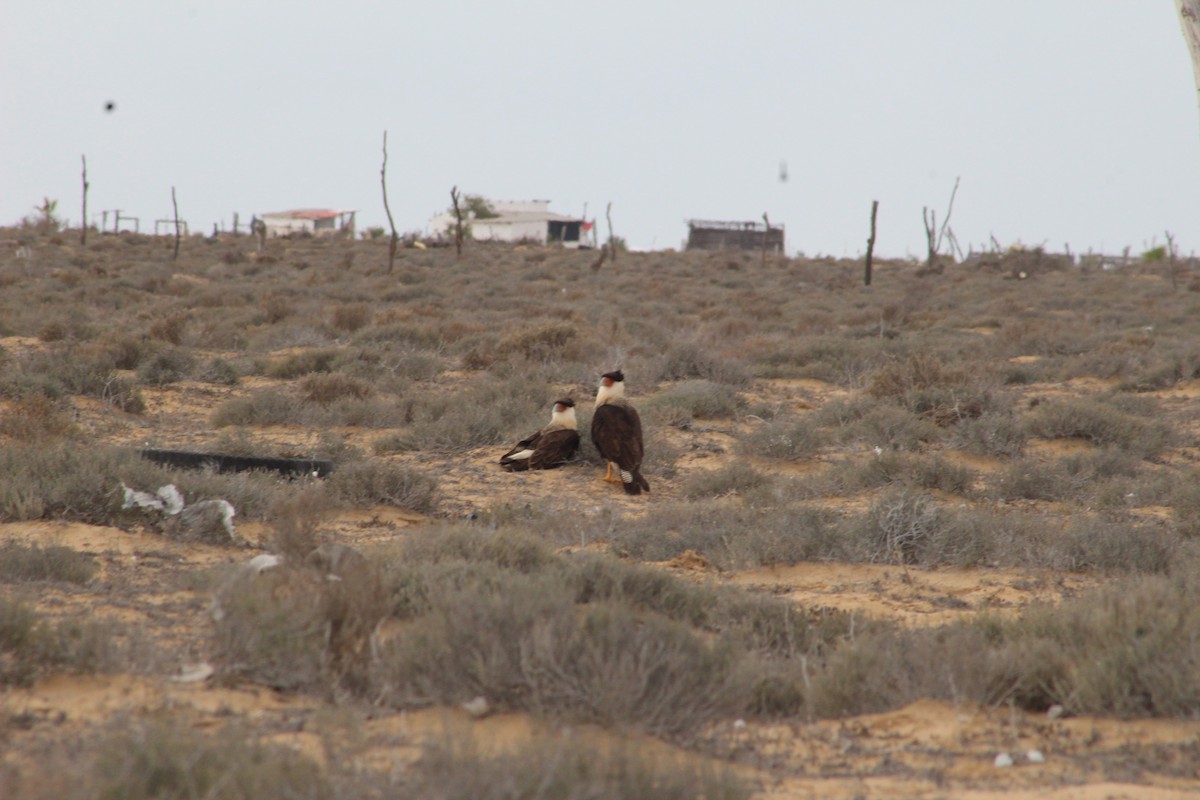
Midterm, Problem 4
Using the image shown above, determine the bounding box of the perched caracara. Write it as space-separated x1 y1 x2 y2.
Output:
499 398 580 471
590 370 650 495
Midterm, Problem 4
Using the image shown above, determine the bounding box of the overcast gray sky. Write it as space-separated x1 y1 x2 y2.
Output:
3 1 1198 257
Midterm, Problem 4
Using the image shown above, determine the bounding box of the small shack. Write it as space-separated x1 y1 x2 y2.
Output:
259 209 356 238
686 219 785 254
429 199 592 248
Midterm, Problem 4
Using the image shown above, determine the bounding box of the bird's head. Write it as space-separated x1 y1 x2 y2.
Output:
552 397 578 428
595 371 626 406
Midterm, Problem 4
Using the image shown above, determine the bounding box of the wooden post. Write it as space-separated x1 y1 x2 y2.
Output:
171 187 181 260
761 212 771 267
80 155 89 245
605 202 616 263
450 186 464 258
381 130 399 273
232 212 239 236
864 200 879 286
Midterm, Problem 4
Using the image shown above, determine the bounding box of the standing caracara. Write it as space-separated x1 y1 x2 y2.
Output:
590 370 650 495
499 398 580 471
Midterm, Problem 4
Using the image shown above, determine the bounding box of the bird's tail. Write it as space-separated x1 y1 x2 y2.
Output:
621 468 650 495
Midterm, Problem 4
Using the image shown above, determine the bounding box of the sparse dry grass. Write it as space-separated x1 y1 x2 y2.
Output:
7 230 1200 794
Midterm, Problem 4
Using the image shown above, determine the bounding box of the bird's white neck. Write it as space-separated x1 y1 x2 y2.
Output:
594 380 625 408
551 406 578 430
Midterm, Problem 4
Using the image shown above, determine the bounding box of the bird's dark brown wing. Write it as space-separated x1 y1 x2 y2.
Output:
590 403 644 470
528 428 580 469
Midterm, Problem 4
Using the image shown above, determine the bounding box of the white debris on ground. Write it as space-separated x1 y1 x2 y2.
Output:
121 482 237 539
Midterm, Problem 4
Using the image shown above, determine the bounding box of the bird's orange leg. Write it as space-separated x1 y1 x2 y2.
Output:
602 462 620 483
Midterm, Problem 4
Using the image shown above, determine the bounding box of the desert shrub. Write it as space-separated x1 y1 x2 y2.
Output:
827 404 941 451
1010 574 1200 716
264 485 338 560
610 502 845 570
212 390 301 427
646 379 743 424
1042 515 1178 574
0 597 124 686
327 460 438 513
1022 395 1172 458
298 372 371 405
682 463 774 501
5 347 144 412
0 442 141 523
949 411 1027 457
841 489 944 565
0 393 77 440
196 357 240 385
493 320 584 363
264 348 340 379
866 354 998 427
0 541 97 584
146 312 188 345
63 716 330 800
651 340 752 386
403 734 749 800
799 452 972 498
330 302 371 332
990 457 1083 502
374 570 744 739
390 373 550 452
737 416 824 461
134 346 195 386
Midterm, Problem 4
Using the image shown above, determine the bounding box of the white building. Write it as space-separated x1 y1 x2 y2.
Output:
428 199 592 248
259 209 356 238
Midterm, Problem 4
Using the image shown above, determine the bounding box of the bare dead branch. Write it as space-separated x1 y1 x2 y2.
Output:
80 155 89 245
381 130 399 273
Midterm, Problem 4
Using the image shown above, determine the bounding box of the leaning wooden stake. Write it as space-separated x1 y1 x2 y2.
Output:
171 186 181 260
864 200 879 286
381 130 399 273
450 186 464 258
761 212 771 267
80 155 89 245
605 202 616 263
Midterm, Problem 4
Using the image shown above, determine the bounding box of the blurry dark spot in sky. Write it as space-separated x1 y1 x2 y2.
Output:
104 101 116 113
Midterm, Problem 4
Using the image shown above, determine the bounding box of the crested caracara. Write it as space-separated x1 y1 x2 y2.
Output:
499 397 580 471
590 370 650 495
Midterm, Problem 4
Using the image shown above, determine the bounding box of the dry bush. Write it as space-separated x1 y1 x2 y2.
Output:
212 390 301 427
299 372 371 405
0 597 125 687
646 379 743 425
0 541 97 584
737 416 824 461
264 347 340 378
682 462 774 501
327 460 438 513
134 346 195 386
375 574 746 739
146 313 188 345
1022 395 1173 457
403 734 749 800
610 502 844 569
330 302 371 332
0 393 77 440
37 716 331 800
